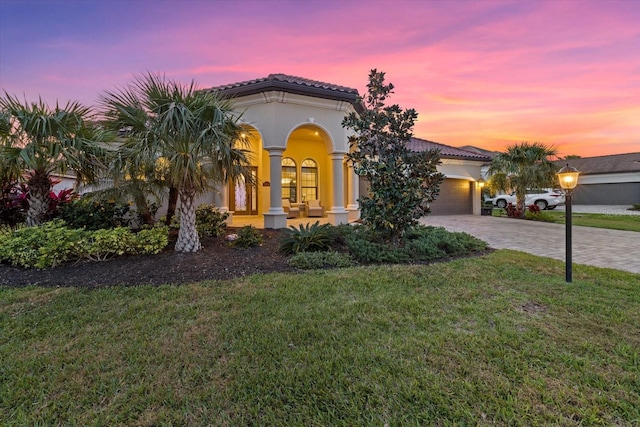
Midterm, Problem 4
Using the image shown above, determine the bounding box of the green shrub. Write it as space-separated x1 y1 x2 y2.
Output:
288 251 353 269
76 226 168 261
59 197 132 230
159 214 180 230
232 226 263 248
405 226 487 258
0 220 87 268
74 227 136 261
345 232 412 264
344 224 487 264
0 221 169 268
279 221 338 255
196 204 228 237
134 226 170 255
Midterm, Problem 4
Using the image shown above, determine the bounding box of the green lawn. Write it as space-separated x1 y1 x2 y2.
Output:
492 209 640 232
2 251 639 426
544 211 640 232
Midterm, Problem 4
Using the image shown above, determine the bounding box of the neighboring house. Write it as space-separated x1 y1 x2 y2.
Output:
199 73 490 229
554 153 640 205
50 174 76 193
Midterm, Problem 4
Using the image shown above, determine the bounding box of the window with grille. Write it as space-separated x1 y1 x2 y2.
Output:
301 159 318 202
281 157 297 202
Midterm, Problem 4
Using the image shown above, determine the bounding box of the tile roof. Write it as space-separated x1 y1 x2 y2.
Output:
407 137 492 162
457 145 501 158
554 152 640 175
211 73 358 94
207 73 362 111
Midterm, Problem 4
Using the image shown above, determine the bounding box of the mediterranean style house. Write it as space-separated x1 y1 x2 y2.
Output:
198 73 491 229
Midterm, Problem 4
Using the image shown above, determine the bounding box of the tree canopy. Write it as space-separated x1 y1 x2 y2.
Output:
0 93 108 226
342 70 444 242
487 141 559 217
99 73 252 252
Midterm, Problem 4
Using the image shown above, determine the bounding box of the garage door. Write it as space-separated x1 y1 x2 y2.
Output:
573 183 639 205
430 179 473 215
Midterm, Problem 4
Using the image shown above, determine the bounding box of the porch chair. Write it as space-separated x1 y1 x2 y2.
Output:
305 199 324 217
282 199 300 219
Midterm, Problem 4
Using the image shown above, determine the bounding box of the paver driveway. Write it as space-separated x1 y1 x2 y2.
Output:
421 215 640 274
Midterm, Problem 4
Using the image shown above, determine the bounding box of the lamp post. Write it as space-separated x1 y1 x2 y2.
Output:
557 164 580 283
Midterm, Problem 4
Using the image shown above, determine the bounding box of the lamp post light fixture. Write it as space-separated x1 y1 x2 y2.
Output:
557 164 580 283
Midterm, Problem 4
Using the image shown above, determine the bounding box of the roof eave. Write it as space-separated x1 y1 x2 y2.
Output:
211 80 365 114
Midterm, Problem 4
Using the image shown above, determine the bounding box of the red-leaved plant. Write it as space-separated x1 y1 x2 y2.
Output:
506 202 540 219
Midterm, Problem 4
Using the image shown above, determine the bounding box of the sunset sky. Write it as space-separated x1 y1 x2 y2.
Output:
1 0 638 157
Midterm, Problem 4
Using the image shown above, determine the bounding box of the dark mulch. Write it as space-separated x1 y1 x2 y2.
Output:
0 228 295 288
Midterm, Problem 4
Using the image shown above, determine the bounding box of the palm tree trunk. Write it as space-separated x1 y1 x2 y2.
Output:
26 172 51 226
165 186 178 226
175 186 201 252
516 196 526 219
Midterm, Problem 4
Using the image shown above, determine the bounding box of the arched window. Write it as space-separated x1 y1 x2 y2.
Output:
281 157 297 202
301 159 318 202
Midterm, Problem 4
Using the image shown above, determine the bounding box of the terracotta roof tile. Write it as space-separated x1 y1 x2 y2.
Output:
208 73 359 96
408 137 492 161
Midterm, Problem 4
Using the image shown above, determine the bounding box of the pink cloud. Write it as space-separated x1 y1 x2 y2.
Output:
2 0 638 157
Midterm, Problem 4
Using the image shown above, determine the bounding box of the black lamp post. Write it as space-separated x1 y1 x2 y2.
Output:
557 164 580 283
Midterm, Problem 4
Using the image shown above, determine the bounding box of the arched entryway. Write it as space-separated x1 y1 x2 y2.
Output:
281 124 332 209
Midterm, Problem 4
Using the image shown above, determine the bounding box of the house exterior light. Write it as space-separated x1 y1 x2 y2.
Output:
558 164 579 190
557 164 580 283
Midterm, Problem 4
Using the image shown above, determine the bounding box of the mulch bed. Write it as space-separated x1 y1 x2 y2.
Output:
0 228 295 288
1 227 494 288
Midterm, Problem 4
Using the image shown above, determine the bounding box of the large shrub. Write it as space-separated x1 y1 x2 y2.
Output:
342 69 445 242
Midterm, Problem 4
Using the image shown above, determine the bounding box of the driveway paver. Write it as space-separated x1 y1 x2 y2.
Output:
421 215 640 274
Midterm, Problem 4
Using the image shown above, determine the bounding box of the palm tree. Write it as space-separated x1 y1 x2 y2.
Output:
99 73 252 252
0 93 109 226
487 141 559 218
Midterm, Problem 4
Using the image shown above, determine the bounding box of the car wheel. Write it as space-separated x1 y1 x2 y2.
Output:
496 199 507 209
534 200 548 210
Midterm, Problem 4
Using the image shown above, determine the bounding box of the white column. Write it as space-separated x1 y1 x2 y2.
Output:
213 183 230 212
473 181 481 215
327 153 349 225
213 183 232 224
263 148 288 229
346 161 360 221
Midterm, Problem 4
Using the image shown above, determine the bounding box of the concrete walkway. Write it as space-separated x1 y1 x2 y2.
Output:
421 215 640 274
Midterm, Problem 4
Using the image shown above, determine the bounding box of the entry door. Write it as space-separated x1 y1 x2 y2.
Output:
230 167 258 215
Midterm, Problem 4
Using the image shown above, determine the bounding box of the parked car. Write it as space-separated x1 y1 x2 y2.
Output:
485 189 565 210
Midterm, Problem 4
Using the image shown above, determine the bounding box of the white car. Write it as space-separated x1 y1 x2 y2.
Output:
486 189 565 210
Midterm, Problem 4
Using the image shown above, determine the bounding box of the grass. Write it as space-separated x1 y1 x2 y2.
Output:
492 208 640 232
2 250 639 426
544 211 640 232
